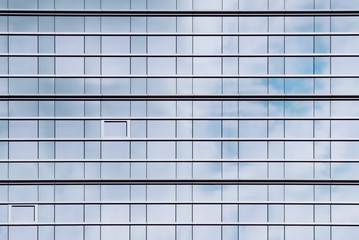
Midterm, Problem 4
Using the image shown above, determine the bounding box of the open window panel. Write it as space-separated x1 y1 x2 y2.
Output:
9 205 37 222
102 120 130 138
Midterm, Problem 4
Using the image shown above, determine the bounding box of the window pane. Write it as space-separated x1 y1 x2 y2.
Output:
103 121 128 138
11 206 35 222
9 226 37 240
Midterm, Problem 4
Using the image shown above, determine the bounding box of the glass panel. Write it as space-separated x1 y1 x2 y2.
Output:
102 36 129 54
193 0 222 10
102 0 130 9
147 185 175 201
9 226 37 240
55 17 84 32
101 205 129 223
148 17 175 32
56 120 84 138
11 206 35 222
147 205 175 223
101 226 129 240
193 226 221 240
10 186 37 202
147 226 175 240
193 205 221 223
9 16 37 32
56 142 84 159
55 205 83 222
102 142 129 159
148 58 176 75
101 163 130 179
148 36 175 54
10 163 37 179
103 121 128 138
55 226 83 240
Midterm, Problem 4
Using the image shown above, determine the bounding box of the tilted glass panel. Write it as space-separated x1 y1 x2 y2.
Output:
11 206 35 222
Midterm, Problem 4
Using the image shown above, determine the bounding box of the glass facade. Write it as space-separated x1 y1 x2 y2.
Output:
1 0 359 239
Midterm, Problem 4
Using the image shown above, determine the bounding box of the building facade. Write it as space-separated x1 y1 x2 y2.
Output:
1 0 359 239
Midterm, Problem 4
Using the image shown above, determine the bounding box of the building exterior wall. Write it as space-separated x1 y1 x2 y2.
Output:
1 0 359 239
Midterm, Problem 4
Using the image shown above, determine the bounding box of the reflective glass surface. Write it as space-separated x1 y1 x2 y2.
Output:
2 0 359 239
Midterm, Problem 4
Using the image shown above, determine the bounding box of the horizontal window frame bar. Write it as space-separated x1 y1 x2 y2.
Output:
0 137 357 141
0 74 355 78
0 201 357 205
1 32 359 36
0 53 356 57
1 177 358 181
0 117 358 121
0 94 359 101
1 222 358 226
0 179 359 185
1 9 359 17
0 159 356 163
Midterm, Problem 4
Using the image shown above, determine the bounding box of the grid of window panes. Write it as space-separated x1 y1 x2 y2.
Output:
2 0 359 240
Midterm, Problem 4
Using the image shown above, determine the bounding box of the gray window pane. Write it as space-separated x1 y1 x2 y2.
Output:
56 120 84 138
56 36 84 53
11 206 35 222
9 0 37 8
148 36 176 54
102 163 130 179
55 205 83 222
148 0 175 9
102 142 129 159
193 226 221 240
56 163 84 179
148 17 175 32
9 78 38 94
10 186 37 202
101 185 129 201
56 142 84 159
147 120 175 138
55 226 83 240
102 0 130 9
103 121 128 138
102 36 130 54
9 142 37 159
9 57 37 74
194 0 221 10
10 163 37 179
9 36 37 53
9 16 37 32
55 17 84 32
9 226 37 240
101 17 130 32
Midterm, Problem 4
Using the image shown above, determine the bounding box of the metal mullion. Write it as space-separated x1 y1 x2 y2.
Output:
5 94 359 101
6 10 9 193
129 9 132 240
329 8 333 237
4 9 359 16
4 74 359 78
5 31 359 36
0 200 345 205
6 53 359 57
312 14 316 238
3 222 359 226
4 116 359 120
2 158 359 163
266 2 270 238
3 179 359 185
82 3 86 240
4 137 359 141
